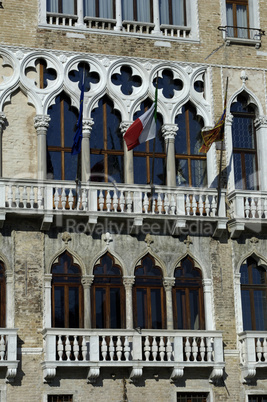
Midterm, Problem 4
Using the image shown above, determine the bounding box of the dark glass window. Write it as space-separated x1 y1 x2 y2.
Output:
90 95 124 183
0 262 5 328
177 393 208 402
231 95 258 190
159 0 186 26
84 0 115 19
241 257 267 331
91 253 125 328
48 396 73 402
132 99 165 185
173 257 205 330
248 396 267 402
122 0 153 23
133 255 166 329
175 103 206 187
226 0 249 38
47 0 77 14
47 93 79 180
52 252 83 328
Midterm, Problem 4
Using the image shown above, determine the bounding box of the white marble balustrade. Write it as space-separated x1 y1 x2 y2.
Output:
228 190 267 220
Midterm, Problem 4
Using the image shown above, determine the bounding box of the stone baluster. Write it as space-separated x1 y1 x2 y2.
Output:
82 275 94 328
34 115 51 180
163 277 175 330
162 124 178 187
120 122 134 184
0 113 7 177
82 119 94 182
123 276 135 329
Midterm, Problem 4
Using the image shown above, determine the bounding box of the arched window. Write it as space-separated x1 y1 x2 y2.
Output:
90 95 124 183
52 252 83 328
91 253 125 328
173 257 205 330
47 93 79 180
133 254 166 329
132 99 165 185
231 95 258 190
175 103 206 187
0 262 6 328
240 256 267 331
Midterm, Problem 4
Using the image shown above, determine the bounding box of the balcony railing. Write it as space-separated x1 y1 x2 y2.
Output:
0 179 227 234
239 331 267 382
218 26 265 48
46 12 78 27
42 328 224 383
0 329 18 382
228 190 267 237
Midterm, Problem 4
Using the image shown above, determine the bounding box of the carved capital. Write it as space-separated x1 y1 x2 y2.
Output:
82 275 94 288
0 112 7 130
161 124 178 141
87 367 100 383
254 116 267 129
82 118 94 139
120 121 132 135
225 114 233 125
123 276 135 289
163 277 175 291
34 115 50 133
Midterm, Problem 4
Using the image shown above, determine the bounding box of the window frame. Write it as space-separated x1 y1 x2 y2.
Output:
226 0 249 38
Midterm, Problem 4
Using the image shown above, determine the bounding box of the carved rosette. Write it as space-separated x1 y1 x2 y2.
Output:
82 118 94 139
161 124 178 142
34 115 51 134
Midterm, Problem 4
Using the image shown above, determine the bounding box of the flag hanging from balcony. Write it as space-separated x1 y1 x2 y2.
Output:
71 71 85 155
199 78 228 153
124 85 158 151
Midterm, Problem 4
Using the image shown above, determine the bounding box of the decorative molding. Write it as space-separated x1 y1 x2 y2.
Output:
87 367 100 383
163 277 175 291
170 366 184 382
129 366 143 383
62 231 72 245
184 235 192 249
103 232 113 245
144 234 154 248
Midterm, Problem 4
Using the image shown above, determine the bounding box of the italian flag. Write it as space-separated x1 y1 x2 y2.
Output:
124 89 158 151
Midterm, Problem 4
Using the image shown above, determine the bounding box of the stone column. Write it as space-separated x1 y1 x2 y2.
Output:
75 0 86 28
114 0 122 31
44 274 52 328
81 119 94 182
5 271 14 328
82 275 94 328
120 122 134 184
255 116 267 191
202 279 213 330
123 276 135 329
34 115 50 180
162 124 178 187
0 113 7 178
152 0 161 35
224 114 234 191
163 277 175 330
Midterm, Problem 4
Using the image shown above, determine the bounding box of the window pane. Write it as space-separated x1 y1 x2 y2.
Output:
254 290 267 330
136 288 147 328
232 116 255 149
150 288 163 329
175 289 185 329
54 286 65 328
233 153 243 189
95 288 106 328
237 5 248 38
122 0 134 20
137 0 151 22
245 154 257 190
189 290 199 329
191 159 207 187
176 159 188 186
69 287 80 328
241 289 252 330
110 288 121 328
64 152 78 181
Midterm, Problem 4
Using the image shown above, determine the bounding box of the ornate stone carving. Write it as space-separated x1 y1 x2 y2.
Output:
34 115 50 133
163 277 175 292
129 366 143 383
250 236 259 246
81 275 94 288
6 367 17 383
161 124 178 141
103 232 113 245
254 116 267 128
120 122 132 135
170 367 184 381
209 366 224 383
240 70 248 84
87 367 100 383
62 231 71 245
144 234 154 247
0 112 7 130
123 276 135 288
43 366 56 382
184 235 192 249
82 118 94 139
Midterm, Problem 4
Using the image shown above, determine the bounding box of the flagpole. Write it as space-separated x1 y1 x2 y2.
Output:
75 66 85 207
216 77 228 216
150 73 158 195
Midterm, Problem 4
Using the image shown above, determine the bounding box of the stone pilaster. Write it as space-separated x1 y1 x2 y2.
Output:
82 275 94 328
123 276 135 329
81 119 94 182
163 277 175 330
162 124 178 187
34 115 50 180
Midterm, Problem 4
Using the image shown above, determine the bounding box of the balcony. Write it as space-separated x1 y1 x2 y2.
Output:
228 190 267 238
0 329 18 382
41 328 224 383
239 331 267 383
218 26 265 49
0 179 227 236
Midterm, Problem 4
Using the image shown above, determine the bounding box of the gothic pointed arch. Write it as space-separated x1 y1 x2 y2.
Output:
51 250 83 328
133 252 166 329
91 251 125 329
